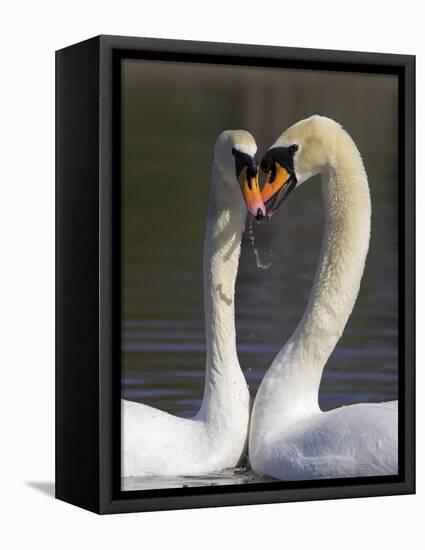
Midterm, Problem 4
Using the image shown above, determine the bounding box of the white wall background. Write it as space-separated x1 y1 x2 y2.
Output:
0 1 422 548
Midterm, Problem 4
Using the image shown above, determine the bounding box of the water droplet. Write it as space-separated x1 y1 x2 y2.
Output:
248 217 273 270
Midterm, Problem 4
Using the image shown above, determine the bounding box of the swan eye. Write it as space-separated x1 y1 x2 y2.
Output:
232 148 258 179
261 146 297 178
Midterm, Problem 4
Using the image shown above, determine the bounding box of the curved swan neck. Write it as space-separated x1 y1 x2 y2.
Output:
298 150 371 363
200 164 247 415
256 129 371 423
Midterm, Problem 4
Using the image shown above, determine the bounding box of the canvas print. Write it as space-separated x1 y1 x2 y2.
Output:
120 59 398 491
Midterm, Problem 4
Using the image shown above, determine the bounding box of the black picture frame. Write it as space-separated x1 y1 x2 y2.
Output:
56 34 415 514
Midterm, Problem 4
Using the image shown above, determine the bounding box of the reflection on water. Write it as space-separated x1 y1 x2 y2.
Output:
123 467 273 491
121 59 398 490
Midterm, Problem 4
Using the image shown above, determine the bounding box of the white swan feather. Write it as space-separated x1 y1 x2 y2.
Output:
250 116 398 480
122 130 262 478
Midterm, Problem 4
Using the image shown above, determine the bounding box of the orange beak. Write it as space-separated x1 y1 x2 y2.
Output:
261 163 292 204
261 162 296 218
238 166 266 221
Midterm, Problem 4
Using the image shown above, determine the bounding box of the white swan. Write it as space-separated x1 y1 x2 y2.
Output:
123 130 266 478
249 115 398 480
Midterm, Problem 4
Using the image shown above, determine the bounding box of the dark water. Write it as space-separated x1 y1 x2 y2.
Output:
121 60 398 490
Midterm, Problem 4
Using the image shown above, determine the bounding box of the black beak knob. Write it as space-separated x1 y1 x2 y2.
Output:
261 151 275 173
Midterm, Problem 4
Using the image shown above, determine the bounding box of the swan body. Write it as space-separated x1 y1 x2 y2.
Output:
250 116 398 480
123 130 264 478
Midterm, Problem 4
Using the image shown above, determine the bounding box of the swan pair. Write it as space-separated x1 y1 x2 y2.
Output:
122 116 398 481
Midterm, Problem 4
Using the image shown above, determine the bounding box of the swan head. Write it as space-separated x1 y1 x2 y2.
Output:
260 116 341 218
214 130 266 221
